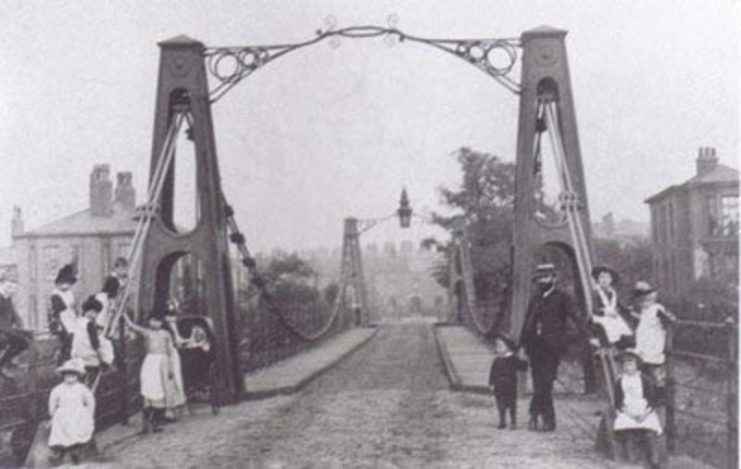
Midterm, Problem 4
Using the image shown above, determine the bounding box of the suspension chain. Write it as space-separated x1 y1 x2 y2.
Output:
221 197 345 341
455 225 495 336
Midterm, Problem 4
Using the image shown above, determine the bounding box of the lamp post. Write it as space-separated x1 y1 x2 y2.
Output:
398 188 412 228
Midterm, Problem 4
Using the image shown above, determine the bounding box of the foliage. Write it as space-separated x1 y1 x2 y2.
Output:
429 147 515 303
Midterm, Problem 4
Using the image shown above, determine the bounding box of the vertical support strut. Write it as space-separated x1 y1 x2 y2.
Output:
341 218 369 326
508 26 594 343
139 35 244 403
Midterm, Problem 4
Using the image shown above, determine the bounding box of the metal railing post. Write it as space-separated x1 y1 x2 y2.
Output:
664 320 676 453
726 317 737 469
118 317 129 425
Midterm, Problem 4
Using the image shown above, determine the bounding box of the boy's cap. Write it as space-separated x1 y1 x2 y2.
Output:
495 332 518 351
533 263 556 279
633 281 655 297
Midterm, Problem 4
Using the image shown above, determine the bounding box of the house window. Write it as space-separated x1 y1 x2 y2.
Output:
721 195 739 237
668 201 674 243
42 245 61 280
707 195 718 236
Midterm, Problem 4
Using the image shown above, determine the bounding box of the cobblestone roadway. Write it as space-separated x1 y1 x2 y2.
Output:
102 321 613 468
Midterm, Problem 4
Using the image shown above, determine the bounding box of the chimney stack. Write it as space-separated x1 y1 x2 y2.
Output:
696 147 719 177
90 164 113 217
114 171 136 211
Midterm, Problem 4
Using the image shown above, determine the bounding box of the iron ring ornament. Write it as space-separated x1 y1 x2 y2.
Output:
533 190 583 228
203 16 522 103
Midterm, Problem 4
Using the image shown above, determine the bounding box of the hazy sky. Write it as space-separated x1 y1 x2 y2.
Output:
1 0 739 252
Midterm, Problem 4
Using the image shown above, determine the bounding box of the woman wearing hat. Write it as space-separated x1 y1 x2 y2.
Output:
123 310 176 434
590 266 634 348
48 358 95 465
49 264 78 365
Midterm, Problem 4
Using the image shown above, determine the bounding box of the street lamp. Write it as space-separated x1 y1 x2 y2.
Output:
397 188 412 228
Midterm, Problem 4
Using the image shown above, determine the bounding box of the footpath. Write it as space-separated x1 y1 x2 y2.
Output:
31 326 378 468
243 326 378 398
433 323 711 469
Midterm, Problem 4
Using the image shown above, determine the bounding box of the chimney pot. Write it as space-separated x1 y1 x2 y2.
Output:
695 146 719 177
90 164 113 217
114 171 136 211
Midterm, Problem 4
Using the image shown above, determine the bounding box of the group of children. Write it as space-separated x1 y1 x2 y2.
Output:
47 260 216 465
46 259 129 465
488 266 674 468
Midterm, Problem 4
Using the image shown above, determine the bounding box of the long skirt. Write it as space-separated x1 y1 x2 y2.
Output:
140 354 167 408
614 409 663 435
164 350 186 408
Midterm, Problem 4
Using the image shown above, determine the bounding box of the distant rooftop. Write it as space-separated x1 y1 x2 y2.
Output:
645 147 738 204
15 201 137 238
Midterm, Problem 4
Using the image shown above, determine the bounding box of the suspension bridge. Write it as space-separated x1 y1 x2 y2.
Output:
0 22 736 469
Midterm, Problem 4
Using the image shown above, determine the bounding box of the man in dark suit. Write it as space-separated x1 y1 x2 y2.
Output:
0 271 30 380
519 263 591 432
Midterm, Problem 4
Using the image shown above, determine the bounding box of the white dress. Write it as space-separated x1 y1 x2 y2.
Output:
48 382 95 448
635 304 667 365
592 287 633 344
164 332 186 409
70 317 115 367
614 374 662 435
52 289 77 333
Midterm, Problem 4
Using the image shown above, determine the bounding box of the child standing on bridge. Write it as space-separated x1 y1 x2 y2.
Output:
613 349 664 468
48 358 95 466
124 310 176 434
488 334 527 429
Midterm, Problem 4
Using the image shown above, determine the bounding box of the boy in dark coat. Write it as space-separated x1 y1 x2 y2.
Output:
488 334 527 429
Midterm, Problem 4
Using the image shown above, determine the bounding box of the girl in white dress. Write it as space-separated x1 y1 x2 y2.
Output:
591 266 634 348
123 310 175 434
632 281 675 389
48 358 95 466
613 350 664 467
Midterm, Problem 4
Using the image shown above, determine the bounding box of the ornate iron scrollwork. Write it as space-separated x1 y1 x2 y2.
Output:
204 16 521 103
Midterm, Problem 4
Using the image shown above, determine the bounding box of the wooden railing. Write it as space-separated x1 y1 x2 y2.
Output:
665 317 737 469
0 324 143 467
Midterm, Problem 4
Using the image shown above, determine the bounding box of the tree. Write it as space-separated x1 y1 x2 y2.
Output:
430 147 515 303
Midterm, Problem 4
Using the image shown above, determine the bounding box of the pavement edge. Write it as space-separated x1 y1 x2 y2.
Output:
243 326 380 400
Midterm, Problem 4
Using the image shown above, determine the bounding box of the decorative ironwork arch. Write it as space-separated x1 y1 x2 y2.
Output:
203 16 522 102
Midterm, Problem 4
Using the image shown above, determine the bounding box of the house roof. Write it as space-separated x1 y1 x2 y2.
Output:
16 202 137 238
645 163 739 204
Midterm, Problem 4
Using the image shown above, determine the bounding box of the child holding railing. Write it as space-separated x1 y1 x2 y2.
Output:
123 310 176 434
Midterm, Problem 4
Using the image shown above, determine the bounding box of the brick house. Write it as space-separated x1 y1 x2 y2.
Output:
12 165 137 330
645 147 739 299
